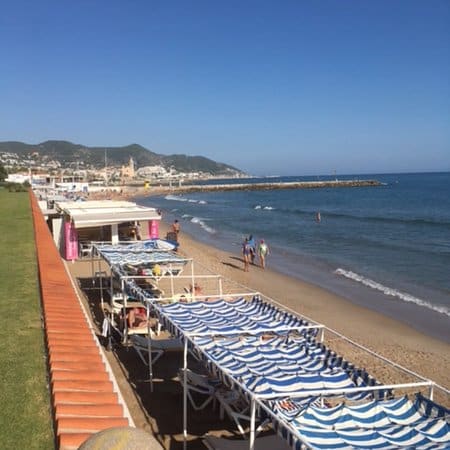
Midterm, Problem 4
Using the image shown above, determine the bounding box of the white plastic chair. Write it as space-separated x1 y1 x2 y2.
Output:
215 389 270 437
130 334 182 365
178 368 220 411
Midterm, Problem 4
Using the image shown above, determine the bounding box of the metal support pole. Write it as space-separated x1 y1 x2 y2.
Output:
107 317 112 351
99 271 104 309
122 279 128 344
90 248 95 283
109 272 114 310
191 267 195 301
108 270 114 351
147 306 154 392
170 268 175 297
183 338 188 450
249 397 256 450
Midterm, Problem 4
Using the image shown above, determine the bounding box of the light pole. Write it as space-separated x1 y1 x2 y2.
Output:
104 148 108 186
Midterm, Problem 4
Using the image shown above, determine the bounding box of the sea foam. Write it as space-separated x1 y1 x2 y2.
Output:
254 205 275 210
190 216 215 234
165 194 206 204
165 194 187 202
334 268 450 318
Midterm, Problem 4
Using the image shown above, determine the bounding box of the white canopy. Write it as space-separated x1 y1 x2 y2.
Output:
56 200 161 228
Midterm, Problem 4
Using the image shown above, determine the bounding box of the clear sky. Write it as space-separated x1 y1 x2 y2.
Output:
1 1 449 176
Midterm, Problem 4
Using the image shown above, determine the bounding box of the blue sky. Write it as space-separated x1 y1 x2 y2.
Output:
1 1 449 176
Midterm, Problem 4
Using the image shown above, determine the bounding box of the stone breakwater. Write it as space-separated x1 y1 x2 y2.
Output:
173 179 382 194
89 179 382 200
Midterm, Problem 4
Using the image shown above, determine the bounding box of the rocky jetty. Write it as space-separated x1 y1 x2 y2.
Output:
175 179 382 194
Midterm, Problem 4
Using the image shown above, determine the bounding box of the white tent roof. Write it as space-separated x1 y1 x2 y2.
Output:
56 200 161 228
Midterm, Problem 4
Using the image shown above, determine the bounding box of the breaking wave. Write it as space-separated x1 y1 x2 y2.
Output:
334 268 450 317
165 194 188 202
165 194 207 204
254 205 275 211
190 216 216 234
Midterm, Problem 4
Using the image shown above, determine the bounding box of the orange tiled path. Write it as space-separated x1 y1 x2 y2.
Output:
30 191 132 449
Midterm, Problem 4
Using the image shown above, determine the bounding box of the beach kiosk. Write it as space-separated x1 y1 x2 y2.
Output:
53 200 162 260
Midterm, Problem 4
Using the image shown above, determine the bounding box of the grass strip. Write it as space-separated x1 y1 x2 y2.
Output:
0 189 53 449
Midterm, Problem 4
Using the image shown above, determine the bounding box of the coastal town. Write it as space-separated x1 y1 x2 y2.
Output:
0 149 242 186
0 149 382 202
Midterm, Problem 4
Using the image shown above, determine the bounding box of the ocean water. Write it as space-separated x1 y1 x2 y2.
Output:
136 172 450 342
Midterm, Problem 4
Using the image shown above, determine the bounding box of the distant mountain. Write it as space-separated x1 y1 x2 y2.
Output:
0 140 244 176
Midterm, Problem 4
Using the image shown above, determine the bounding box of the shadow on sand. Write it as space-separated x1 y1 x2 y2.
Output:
76 276 241 450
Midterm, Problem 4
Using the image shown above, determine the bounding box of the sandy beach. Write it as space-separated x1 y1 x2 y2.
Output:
88 185 449 402
158 220 450 403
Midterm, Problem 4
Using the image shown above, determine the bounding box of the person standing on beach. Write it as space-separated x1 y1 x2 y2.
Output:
258 239 270 269
135 222 142 240
242 238 252 272
248 234 256 264
172 219 180 242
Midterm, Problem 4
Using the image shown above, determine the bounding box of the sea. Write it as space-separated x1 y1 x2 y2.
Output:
136 172 450 343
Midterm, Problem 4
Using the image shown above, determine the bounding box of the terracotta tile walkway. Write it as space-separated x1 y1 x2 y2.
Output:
30 192 132 449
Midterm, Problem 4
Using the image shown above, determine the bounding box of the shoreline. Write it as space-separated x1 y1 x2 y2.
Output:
89 187 449 392
141 192 450 344
158 220 450 395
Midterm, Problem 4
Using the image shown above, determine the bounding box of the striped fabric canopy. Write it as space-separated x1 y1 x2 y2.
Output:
159 297 316 337
191 334 379 402
94 238 176 252
111 270 450 450
158 298 382 402
197 335 345 377
271 395 450 449
244 371 356 396
99 249 187 267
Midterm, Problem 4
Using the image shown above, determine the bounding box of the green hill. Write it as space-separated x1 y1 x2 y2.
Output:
0 140 244 176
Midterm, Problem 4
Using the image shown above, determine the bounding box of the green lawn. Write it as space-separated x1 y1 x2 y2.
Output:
0 189 53 449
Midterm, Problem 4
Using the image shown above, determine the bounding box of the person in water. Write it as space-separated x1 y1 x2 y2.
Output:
258 239 270 269
316 211 321 223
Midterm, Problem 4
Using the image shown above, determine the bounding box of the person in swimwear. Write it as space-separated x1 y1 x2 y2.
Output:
242 238 252 272
247 234 256 264
258 239 270 269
